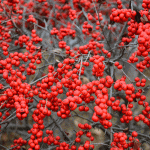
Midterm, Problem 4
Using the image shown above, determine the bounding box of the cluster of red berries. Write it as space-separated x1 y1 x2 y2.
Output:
57 97 74 118
78 105 89 112
28 122 46 149
137 30 150 57
135 77 146 87
71 40 104 56
15 96 29 120
51 25 76 40
96 43 104 54
109 98 121 112
113 77 135 101
0 110 10 121
113 75 150 126
50 28 59 35
75 123 94 150
36 0 47 3
128 52 138 63
27 15 37 23
82 21 93 35
0 58 35 121
127 20 138 37
78 45 89 54
117 0 123 9
127 15 150 71
95 12 103 21
111 132 128 150
78 141 94 150
121 37 132 45
56 142 70 150
114 61 123 69
110 8 136 23
111 131 141 150
114 76 134 94
128 131 140 150
15 35 29 47
43 130 60 145
10 137 27 150
1 41 10 56
26 52 42 75
0 29 11 40
0 28 43 131
87 13 94 21
69 9 77 20
142 104 150 121
141 56 150 68
73 0 91 11
142 0 150 9
136 56 150 72
120 107 133 124
90 55 105 77
91 78 114 128
61 3 71 10
134 109 150 126
30 29 43 43
1 51 41 77
32 101 51 122
44 130 76 150
59 41 67 48
101 48 111 58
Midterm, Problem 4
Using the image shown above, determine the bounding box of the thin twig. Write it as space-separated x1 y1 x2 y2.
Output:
121 59 150 81
50 115 71 142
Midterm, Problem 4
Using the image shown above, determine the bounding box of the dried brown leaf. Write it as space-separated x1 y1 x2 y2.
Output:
133 139 141 150
123 127 129 134
53 48 62 54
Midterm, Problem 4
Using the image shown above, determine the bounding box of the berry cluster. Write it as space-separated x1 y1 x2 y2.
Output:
120 107 133 124
117 0 123 9
82 21 93 35
127 20 138 37
134 111 150 126
43 130 60 146
59 41 67 48
78 105 89 112
15 96 29 120
90 55 105 77
51 25 76 40
69 9 77 20
111 132 128 150
135 77 146 87
114 61 123 69
110 9 136 23
11 138 27 150
1 41 10 56
91 77 114 129
27 15 37 23
128 52 138 63
76 123 94 150
142 0 150 9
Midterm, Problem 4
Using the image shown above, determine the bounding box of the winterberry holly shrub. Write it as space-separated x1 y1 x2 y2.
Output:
0 0 150 150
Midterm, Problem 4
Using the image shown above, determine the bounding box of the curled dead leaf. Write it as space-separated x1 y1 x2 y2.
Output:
133 139 141 150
